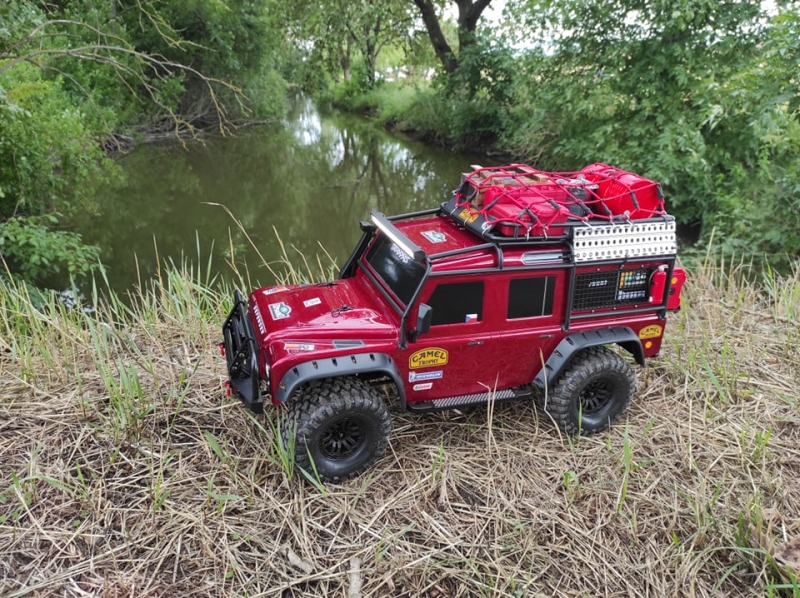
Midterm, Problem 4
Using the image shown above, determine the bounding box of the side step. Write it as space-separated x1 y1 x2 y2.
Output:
407 388 530 413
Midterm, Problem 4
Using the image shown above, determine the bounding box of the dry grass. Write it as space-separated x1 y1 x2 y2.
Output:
1 256 800 598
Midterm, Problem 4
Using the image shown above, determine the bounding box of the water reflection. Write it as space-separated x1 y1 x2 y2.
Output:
72 95 481 292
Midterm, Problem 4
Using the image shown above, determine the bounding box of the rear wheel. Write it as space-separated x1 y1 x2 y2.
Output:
282 377 391 483
542 347 635 435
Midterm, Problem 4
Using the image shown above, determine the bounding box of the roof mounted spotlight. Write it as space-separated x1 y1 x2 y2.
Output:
369 211 426 261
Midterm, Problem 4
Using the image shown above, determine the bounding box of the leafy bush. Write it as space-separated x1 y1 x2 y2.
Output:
0 66 110 284
0 216 100 281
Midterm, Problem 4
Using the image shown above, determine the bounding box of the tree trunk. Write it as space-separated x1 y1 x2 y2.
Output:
412 0 458 73
412 0 493 73
456 0 491 55
341 37 352 81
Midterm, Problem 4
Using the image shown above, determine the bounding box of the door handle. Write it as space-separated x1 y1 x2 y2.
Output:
467 340 484 346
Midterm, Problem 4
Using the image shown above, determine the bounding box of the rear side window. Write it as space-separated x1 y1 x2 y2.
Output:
427 282 484 325
507 276 555 319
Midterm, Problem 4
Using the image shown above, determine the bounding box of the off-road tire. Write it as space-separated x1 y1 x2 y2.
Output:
541 346 635 435
282 377 391 483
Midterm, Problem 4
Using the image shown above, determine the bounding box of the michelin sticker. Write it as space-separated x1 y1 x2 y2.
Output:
422 230 447 244
409 370 443 383
268 302 291 320
413 383 433 391
303 297 322 308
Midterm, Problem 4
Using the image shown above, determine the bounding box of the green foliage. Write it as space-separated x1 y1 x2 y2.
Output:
433 36 518 148
329 79 422 124
0 64 109 284
0 68 110 217
287 0 416 91
0 216 100 281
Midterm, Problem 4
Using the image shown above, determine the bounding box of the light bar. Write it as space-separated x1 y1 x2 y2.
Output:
370 211 426 261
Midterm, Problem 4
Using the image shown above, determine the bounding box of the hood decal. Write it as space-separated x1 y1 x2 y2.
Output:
268 302 292 320
263 286 289 295
284 342 315 352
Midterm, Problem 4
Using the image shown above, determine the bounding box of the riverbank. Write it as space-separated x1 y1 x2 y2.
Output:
1 254 799 596
327 82 497 153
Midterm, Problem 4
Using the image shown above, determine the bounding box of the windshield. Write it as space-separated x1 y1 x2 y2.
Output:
363 232 426 307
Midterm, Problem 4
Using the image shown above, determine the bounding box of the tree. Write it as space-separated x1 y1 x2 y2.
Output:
288 0 412 88
411 0 492 73
505 0 767 223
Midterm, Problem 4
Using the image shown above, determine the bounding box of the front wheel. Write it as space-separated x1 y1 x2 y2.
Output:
542 347 635 435
282 377 391 483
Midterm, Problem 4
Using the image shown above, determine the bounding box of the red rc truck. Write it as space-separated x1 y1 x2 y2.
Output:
222 163 686 482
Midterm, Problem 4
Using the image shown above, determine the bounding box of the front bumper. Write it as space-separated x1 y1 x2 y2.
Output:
221 289 264 412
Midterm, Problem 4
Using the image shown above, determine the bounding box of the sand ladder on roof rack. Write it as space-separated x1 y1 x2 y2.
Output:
571 220 677 262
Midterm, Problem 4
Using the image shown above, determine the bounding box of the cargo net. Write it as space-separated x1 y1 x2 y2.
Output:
453 163 668 240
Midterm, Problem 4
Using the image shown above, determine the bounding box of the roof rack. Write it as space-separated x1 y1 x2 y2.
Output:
449 163 670 244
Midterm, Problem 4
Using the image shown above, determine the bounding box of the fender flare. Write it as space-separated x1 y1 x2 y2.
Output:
533 327 644 391
275 352 406 408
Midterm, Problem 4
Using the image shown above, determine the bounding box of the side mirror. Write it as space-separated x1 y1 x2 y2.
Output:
415 303 432 336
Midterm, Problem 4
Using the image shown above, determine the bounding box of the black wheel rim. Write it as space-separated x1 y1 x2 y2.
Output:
579 379 614 415
320 417 366 459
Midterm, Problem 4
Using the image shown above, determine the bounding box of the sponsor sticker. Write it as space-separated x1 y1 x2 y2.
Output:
252 304 267 335
409 370 443 383
422 230 447 244
413 383 433 391
409 347 448 369
638 325 663 339
268 302 291 320
263 286 289 295
458 208 480 224
389 243 412 264
284 343 314 352
303 297 322 308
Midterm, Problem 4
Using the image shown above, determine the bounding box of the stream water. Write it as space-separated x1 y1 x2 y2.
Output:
71 95 482 293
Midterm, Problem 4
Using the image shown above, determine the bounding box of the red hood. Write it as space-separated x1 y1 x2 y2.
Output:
248 278 398 351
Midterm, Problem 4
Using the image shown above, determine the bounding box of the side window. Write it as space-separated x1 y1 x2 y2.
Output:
507 276 555 319
427 282 484 325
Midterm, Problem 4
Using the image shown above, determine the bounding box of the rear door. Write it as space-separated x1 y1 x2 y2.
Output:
490 271 565 387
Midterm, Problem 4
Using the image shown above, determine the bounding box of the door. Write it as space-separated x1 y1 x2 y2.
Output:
405 279 498 401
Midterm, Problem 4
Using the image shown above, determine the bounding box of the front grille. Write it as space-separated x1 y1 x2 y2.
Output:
573 269 650 311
